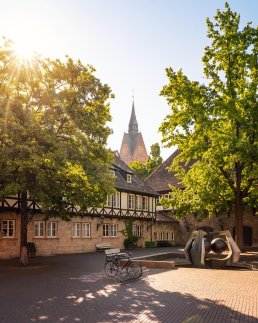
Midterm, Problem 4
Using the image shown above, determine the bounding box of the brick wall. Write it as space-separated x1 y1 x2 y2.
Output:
132 134 148 163
177 211 258 247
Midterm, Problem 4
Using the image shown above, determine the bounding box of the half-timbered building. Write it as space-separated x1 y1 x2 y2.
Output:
0 153 159 259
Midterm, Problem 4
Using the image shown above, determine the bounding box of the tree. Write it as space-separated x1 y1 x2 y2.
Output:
159 3 258 250
0 39 114 264
128 160 149 179
147 143 163 174
128 143 163 179
121 218 140 249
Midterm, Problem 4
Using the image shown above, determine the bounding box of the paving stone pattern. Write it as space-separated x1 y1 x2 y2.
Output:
0 250 257 323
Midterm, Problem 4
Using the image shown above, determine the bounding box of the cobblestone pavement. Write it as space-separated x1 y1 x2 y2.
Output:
0 249 257 323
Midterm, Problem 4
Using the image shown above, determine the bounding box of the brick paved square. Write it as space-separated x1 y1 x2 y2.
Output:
0 251 257 322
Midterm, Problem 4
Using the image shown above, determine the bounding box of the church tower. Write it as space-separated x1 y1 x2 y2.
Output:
119 100 148 165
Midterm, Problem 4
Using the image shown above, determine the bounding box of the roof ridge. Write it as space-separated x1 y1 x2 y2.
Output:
145 149 179 180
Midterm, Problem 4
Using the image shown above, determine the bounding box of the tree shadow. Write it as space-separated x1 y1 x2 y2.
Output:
0 266 257 322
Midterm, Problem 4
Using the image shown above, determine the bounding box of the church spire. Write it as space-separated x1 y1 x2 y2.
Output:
128 99 138 134
119 96 148 164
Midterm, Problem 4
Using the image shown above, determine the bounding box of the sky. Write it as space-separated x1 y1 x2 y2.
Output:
0 0 257 160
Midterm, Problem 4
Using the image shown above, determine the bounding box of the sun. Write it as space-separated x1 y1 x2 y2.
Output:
13 39 37 61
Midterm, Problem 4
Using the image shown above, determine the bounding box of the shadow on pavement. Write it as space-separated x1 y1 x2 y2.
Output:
0 254 257 322
0 247 257 323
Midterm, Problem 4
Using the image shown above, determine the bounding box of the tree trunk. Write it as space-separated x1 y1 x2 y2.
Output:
20 191 29 266
234 162 244 251
234 202 244 252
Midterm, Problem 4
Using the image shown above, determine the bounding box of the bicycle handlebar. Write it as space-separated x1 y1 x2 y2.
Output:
110 252 132 261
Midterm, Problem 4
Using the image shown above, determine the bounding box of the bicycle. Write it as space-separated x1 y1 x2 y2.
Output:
104 252 142 280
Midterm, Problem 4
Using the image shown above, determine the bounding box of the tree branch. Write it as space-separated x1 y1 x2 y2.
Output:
219 166 236 192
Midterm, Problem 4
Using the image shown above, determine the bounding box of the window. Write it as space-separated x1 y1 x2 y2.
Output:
127 174 132 183
132 224 136 236
109 169 116 176
142 196 148 211
107 195 112 207
171 231 175 240
132 224 142 237
103 224 118 237
34 221 44 238
107 192 120 208
136 195 142 210
72 223 91 238
82 223 91 237
1 220 15 238
47 222 57 237
72 223 81 237
157 196 162 205
103 224 109 237
160 232 165 240
167 232 169 240
128 194 135 209
110 224 118 237
113 192 120 208
137 225 142 236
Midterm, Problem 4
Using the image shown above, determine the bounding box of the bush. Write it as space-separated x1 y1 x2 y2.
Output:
124 236 139 249
145 241 156 248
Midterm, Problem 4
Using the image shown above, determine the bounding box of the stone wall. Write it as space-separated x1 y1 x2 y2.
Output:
0 211 21 258
0 212 155 259
219 210 258 247
152 222 178 246
157 209 258 247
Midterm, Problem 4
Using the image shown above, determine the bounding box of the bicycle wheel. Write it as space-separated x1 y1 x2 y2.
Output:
104 261 118 277
127 262 142 279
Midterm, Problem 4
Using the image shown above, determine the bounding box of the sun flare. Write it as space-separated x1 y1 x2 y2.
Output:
13 39 37 61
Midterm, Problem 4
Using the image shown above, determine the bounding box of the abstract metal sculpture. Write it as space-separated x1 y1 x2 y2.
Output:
184 230 241 269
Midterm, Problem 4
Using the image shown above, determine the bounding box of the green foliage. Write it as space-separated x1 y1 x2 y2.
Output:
147 143 163 173
129 143 163 179
0 38 115 215
145 241 156 248
160 2 258 224
128 160 149 179
121 219 139 249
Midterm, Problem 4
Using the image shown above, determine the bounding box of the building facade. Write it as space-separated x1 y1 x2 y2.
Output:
146 150 258 247
0 153 161 259
119 101 148 164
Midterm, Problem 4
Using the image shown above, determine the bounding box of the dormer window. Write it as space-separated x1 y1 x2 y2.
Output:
127 174 132 183
109 169 116 176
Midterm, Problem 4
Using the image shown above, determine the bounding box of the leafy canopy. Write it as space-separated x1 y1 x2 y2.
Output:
160 3 258 218
0 38 115 216
129 143 163 179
